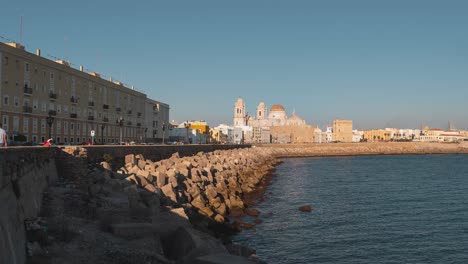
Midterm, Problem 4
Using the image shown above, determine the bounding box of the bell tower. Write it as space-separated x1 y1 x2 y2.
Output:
256 102 267 120
233 97 246 127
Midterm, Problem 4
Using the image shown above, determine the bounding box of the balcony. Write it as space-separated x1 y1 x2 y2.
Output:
127 110 132 115
103 104 109 110
24 86 33 95
103 117 109 122
23 106 33 113
88 116 94 121
88 101 94 107
70 113 77 118
70 96 78 104
48 110 57 116
49 92 57 100
116 107 121 112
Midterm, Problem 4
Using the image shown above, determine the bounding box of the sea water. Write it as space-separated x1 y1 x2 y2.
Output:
233 154 468 264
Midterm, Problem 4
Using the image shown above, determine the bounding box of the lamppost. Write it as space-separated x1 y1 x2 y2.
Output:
162 123 166 144
46 112 55 139
118 116 124 144
184 121 191 144
101 124 105 145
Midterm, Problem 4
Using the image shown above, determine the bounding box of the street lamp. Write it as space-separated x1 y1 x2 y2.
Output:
46 112 55 139
118 117 124 144
162 123 166 144
101 124 106 145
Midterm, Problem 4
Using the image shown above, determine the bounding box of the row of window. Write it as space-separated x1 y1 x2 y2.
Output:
3 56 145 112
1 115 143 137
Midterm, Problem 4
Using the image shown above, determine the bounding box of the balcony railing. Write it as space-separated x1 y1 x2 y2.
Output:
23 106 33 113
103 117 109 122
24 86 33 95
48 110 57 116
116 107 121 112
49 92 57 100
70 96 78 104
103 104 109 109
70 113 77 118
88 101 94 107
88 116 94 121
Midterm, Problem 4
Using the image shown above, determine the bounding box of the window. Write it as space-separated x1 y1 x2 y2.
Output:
41 119 46 133
3 96 9 106
13 116 19 132
2 116 8 131
4 56 8 65
41 102 46 112
32 135 38 143
33 99 38 110
14 97 19 107
42 84 46 92
57 105 62 113
50 73 54 80
34 83 38 91
32 118 38 133
25 63 29 72
23 118 29 133
64 121 68 135
56 121 61 134
64 105 68 114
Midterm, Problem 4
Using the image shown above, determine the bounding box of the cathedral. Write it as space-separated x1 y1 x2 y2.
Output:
233 97 318 144
233 97 306 128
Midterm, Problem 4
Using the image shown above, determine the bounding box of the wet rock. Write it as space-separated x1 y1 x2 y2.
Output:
298 205 312 212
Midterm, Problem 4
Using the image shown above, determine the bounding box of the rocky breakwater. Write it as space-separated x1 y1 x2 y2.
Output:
27 147 279 264
119 147 279 226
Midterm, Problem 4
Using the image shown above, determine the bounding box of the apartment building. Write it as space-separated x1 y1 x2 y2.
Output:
0 42 168 144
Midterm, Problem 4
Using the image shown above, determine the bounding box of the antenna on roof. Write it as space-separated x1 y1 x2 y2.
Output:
19 16 23 44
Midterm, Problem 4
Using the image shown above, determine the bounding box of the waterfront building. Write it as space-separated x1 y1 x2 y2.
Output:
0 42 169 144
333 119 353 143
145 99 170 143
363 129 392 142
352 130 364 142
418 128 466 142
214 124 234 144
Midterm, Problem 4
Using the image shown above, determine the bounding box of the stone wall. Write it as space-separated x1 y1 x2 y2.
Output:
0 147 58 264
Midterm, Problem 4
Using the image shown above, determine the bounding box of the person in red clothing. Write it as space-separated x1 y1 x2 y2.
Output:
43 138 53 147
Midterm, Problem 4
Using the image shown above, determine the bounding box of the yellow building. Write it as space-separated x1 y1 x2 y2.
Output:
189 120 209 135
363 129 392 142
333 119 353 142
0 42 169 144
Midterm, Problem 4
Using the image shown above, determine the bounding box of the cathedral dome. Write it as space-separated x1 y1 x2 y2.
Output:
270 104 285 112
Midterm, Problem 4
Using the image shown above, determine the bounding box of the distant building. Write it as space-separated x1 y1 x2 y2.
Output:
363 129 392 142
333 119 353 143
233 97 316 144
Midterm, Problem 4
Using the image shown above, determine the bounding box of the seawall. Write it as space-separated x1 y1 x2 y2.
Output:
0 147 58 264
256 142 468 157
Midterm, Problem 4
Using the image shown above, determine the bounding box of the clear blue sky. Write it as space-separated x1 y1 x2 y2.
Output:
2 0 467 130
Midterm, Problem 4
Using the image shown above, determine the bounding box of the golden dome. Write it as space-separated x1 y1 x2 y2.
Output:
270 104 285 112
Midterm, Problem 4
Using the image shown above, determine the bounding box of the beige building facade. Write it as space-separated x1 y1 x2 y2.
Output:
333 119 353 143
0 42 169 144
